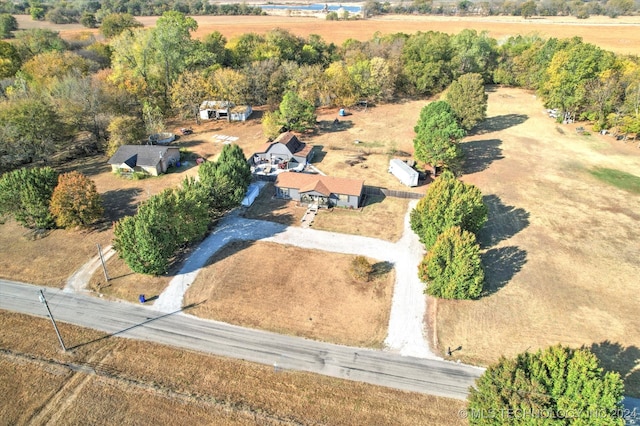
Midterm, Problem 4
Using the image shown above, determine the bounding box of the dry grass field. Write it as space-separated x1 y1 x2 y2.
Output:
19 13 640 55
184 241 395 347
0 311 466 425
434 87 640 396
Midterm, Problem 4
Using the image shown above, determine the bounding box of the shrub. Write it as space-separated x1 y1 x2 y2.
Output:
350 255 373 282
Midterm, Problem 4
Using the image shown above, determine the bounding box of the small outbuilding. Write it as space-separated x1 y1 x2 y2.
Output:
275 172 363 209
108 145 180 176
389 158 419 187
199 101 252 121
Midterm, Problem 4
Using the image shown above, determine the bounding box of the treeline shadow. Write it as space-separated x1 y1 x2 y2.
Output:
101 187 142 224
481 246 528 296
478 194 530 248
472 114 528 135
588 341 640 398
461 138 504 174
316 119 354 133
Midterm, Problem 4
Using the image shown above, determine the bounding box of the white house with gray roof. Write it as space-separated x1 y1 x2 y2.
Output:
108 145 180 176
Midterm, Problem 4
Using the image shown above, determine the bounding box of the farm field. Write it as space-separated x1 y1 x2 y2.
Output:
0 311 465 425
15 13 640 55
435 87 640 396
1 11 640 421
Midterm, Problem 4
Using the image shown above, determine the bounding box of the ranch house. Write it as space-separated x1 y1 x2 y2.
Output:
274 172 364 209
108 145 180 177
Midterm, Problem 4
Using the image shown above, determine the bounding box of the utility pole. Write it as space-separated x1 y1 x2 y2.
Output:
38 290 66 352
97 244 110 282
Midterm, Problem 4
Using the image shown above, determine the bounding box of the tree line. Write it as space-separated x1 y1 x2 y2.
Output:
363 0 638 19
0 11 637 171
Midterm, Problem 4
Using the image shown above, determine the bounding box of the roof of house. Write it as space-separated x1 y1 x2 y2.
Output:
257 132 313 159
275 172 364 197
108 145 179 168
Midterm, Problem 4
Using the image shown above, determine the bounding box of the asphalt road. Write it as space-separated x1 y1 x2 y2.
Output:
0 279 483 400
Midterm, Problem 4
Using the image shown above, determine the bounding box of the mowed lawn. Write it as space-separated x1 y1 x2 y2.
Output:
435 87 640 396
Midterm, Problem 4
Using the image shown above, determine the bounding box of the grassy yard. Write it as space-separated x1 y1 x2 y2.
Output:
589 167 640 194
435 87 640 397
185 241 395 348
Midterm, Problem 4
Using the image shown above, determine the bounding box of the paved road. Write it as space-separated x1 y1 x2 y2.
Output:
0 278 482 400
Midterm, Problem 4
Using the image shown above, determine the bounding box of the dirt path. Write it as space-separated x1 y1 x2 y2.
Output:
64 245 116 293
152 202 436 358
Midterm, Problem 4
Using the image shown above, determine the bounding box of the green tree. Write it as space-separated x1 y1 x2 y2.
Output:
0 98 66 167
152 11 199 103
13 29 67 61
450 29 497 82
106 115 145 156
468 345 625 425
418 226 484 299
202 31 229 66
410 170 488 249
402 31 454 95
99 13 142 39
114 185 209 275
49 171 103 229
445 73 488 130
198 143 251 217
541 40 615 118
275 90 316 132
80 12 97 28
0 13 18 38
0 41 22 78
413 101 466 172
0 166 58 229
521 0 537 18
113 191 177 275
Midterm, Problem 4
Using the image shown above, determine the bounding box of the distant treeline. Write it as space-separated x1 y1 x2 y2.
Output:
0 0 264 24
362 0 638 19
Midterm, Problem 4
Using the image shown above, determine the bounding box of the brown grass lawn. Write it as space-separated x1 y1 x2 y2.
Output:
0 311 466 425
434 87 640 397
185 241 395 348
244 183 410 241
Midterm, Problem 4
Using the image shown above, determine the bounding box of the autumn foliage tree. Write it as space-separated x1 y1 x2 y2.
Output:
49 171 103 229
418 226 484 299
468 345 625 425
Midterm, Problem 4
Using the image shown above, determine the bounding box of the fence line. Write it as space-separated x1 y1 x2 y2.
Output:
363 185 423 200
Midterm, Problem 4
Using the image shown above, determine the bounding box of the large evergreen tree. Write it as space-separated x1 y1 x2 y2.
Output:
410 170 487 250
418 226 484 299
198 143 251 217
0 167 58 229
468 345 625 425
413 101 466 173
